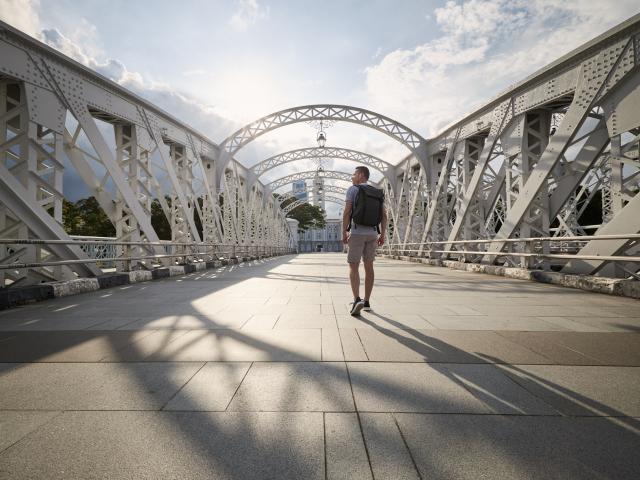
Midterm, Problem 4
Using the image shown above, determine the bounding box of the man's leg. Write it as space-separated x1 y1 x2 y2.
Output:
363 260 374 301
349 262 360 300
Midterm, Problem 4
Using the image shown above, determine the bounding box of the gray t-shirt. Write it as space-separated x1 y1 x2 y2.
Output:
345 183 379 235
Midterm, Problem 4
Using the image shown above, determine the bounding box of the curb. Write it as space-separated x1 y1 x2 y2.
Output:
380 254 640 300
0 254 285 310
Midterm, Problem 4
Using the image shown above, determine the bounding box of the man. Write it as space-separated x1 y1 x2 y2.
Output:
342 166 387 316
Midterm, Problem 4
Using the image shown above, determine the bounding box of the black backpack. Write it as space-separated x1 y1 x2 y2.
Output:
350 184 384 231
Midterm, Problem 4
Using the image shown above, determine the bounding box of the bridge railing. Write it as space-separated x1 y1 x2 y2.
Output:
383 234 640 279
0 238 294 274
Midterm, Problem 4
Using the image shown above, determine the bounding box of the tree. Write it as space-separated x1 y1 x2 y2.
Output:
277 195 326 232
62 197 115 237
151 198 171 240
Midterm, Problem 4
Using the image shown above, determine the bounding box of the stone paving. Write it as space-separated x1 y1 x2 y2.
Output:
0 253 639 479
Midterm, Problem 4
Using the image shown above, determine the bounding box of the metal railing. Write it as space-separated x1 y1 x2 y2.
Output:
383 234 640 277
0 238 295 271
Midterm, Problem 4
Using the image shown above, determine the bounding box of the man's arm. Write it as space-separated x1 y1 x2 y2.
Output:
378 205 388 246
342 201 352 244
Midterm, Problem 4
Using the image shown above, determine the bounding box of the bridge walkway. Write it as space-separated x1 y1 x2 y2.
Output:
0 253 639 479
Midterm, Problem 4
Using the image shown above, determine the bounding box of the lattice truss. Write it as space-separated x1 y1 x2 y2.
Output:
277 185 347 206
378 28 640 277
0 23 291 285
220 105 426 159
251 147 393 179
268 170 352 190
283 196 345 215
2 18 640 283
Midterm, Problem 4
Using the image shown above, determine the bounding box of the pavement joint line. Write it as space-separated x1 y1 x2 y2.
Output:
491 363 565 416
392 413 424 480
343 361 375 479
354 328 371 361
159 361 207 411
1 409 639 418
322 412 327 480
224 361 253 411
3 360 640 368
0 410 64 456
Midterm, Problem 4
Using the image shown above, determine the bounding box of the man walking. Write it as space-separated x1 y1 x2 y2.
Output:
342 166 387 316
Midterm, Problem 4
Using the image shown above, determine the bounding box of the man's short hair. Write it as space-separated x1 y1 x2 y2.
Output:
355 166 370 180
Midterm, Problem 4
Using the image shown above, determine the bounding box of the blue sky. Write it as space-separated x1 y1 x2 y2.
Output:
2 0 639 215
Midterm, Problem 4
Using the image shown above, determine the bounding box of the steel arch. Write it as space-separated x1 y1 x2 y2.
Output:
268 170 352 190
283 196 345 215
252 146 394 179
218 104 427 174
277 185 347 205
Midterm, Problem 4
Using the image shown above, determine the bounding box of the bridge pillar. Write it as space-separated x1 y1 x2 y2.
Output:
0 80 79 285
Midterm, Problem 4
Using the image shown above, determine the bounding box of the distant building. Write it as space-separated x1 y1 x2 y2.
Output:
298 219 343 253
292 180 308 202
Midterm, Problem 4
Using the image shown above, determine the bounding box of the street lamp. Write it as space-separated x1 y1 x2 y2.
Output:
317 119 327 148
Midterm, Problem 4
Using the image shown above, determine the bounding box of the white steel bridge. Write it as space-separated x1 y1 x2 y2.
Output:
1 15 640 287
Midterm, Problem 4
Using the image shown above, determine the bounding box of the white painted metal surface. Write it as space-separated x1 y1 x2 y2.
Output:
1 14 639 283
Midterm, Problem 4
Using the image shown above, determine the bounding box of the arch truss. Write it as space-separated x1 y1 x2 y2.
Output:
218 105 427 176
283 196 345 215
277 185 347 205
268 170 352 191
252 147 393 179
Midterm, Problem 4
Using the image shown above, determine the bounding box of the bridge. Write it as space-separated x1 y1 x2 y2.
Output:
1 13 640 480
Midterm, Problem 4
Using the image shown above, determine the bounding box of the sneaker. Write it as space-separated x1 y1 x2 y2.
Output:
363 300 371 311
350 298 364 316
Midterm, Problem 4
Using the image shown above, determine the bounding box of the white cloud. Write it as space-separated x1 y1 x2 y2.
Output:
230 0 269 32
0 0 41 37
39 28 237 143
365 0 640 137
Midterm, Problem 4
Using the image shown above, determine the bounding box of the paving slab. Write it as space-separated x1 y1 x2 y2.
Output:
116 314 248 330
498 331 640 366
228 362 354 412
0 411 60 452
137 329 322 362
0 362 202 410
0 331 154 362
439 363 559 415
422 315 567 331
337 314 434 330
163 362 251 411
275 314 338 329
338 329 368 361
348 362 489 413
241 314 280 329
325 413 372 480
322 328 345 361
499 365 640 416
359 413 420 480
355 329 550 364
395 413 640 480
0 411 324 480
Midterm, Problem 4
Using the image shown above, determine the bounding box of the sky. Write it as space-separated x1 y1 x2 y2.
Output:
2 0 639 216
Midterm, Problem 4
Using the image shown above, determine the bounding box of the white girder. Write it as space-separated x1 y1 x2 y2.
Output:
2 15 640 280
251 147 394 183
0 20 293 283
277 185 347 205
268 170 352 190
217 104 428 184
282 196 345 215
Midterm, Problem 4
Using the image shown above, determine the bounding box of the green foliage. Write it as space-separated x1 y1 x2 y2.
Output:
276 194 326 232
63 197 115 237
151 198 171 240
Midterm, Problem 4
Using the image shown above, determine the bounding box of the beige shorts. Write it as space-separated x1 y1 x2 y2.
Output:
347 234 379 263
